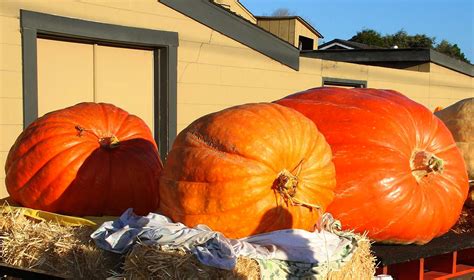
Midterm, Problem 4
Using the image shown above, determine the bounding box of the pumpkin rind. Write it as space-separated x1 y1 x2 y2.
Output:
5 102 163 216
158 103 336 238
276 87 469 244
434 98 473 179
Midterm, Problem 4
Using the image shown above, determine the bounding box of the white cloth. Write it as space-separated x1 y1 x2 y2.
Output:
91 209 354 270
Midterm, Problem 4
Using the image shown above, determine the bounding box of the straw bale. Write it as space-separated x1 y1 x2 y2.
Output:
123 243 260 280
123 234 375 280
0 207 121 279
451 181 474 234
327 234 376 280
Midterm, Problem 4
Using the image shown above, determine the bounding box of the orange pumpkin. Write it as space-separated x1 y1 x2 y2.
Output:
159 103 336 238
276 87 469 244
5 102 162 216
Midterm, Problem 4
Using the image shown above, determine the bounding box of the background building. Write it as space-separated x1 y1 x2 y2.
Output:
0 0 472 198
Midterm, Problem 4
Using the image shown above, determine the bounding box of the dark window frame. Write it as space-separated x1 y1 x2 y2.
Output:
20 10 178 159
298 35 314 51
322 77 367 88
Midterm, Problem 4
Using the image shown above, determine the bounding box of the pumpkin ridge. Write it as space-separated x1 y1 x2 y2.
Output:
335 173 412 220
346 89 420 144
8 140 94 195
435 172 467 201
13 141 94 198
99 103 112 134
370 183 421 238
111 113 136 139
231 104 300 169
431 142 458 155
160 186 287 216
6 130 88 169
159 177 274 215
111 140 161 170
34 147 96 207
425 115 441 149
186 132 277 174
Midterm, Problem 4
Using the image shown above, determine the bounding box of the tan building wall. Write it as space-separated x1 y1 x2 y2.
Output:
213 0 256 23
257 19 296 46
0 0 473 198
257 18 320 50
294 20 319 50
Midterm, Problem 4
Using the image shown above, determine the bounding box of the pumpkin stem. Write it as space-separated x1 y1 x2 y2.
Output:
273 169 320 210
75 125 119 149
99 135 120 149
410 150 444 181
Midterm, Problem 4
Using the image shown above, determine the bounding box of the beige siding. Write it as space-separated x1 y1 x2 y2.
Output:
37 39 95 116
94 45 154 130
213 0 256 24
294 20 319 50
0 0 472 198
278 19 291 43
288 20 296 46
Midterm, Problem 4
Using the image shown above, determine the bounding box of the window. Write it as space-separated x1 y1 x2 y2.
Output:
21 10 178 159
322 77 367 88
298 35 314 51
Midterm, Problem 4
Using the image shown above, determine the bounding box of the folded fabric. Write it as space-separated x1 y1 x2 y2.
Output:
91 208 356 271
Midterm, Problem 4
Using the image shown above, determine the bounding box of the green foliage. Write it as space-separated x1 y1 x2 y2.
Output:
349 29 385 47
349 29 470 63
271 8 294 16
435 40 470 63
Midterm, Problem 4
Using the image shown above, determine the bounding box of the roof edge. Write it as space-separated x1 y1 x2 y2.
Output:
255 16 323 38
301 48 473 77
160 0 299 70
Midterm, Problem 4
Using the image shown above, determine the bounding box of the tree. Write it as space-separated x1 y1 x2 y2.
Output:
384 30 434 49
435 40 470 63
349 29 470 63
349 29 385 47
271 8 294 16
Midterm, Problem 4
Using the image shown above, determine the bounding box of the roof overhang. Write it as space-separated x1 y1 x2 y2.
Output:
319 42 354 50
160 0 300 70
301 48 473 77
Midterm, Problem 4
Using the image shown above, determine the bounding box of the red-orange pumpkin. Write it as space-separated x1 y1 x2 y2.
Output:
276 87 469 244
159 103 336 238
5 102 162 216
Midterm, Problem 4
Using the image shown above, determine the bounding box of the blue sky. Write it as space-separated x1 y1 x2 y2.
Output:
240 0 474 63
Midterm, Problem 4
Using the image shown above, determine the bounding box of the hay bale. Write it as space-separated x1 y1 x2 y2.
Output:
123 243 260 280
0 207 121 279
123 234 375 280
452 181 474 234
327 234 376 280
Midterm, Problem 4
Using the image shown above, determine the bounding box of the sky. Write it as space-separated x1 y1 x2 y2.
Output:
240 0 474 63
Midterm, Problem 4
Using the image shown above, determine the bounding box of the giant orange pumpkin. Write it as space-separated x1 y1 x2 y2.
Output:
276 87 469 244
159 103 336 238
5 102 162 216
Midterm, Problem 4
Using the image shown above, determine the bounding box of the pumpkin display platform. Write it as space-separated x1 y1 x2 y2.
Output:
0 204 375 280
0 204 122 279
372 231 474 279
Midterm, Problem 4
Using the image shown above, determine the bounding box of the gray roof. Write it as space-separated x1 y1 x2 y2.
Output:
255 16 323 38
302 48 473 77
319 39 383 50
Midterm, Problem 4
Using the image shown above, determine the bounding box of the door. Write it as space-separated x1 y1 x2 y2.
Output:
37 38 154 131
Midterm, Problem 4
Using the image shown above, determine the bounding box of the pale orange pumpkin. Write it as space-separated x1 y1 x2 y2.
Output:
159 103 336 238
